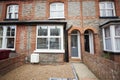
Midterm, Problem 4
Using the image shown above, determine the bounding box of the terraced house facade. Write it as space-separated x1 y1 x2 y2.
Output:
0 0 120 63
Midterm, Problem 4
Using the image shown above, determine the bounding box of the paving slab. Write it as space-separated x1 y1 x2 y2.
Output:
72 63 99 80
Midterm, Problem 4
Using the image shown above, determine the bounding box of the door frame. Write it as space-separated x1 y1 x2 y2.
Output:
71 31 81 59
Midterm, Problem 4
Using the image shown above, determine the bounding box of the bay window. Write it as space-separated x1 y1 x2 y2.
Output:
99 2 116 17
0 26 16 50
103 25 120 52
36 25 64 53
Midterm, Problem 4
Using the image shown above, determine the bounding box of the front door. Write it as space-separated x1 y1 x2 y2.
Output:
71 30 81 58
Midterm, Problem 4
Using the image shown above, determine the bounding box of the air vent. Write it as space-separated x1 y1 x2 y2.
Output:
30 53 39 63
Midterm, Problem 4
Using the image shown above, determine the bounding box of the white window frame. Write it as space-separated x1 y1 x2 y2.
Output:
99 2 116 17
102 25 120 53
50 2 65 19
6 5 19 19
35 25 64 53
0 25 16 51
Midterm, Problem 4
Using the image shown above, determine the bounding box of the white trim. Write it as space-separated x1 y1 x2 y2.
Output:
34 50 65 53
77 31 81 59
99 1 116 17
103 25 120 53
71 31 81 59
89 31 94 54
6 5 19 19
36 25 64 53
50 2 64 19
0 25 16 50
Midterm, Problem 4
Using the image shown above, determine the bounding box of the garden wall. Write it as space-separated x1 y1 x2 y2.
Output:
83 52 120 80
0 54 26 76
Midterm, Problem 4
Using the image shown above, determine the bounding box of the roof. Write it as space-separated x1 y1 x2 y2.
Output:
0 20 67 25
99 19 120 28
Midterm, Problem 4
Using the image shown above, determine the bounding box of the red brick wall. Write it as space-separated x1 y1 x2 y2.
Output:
83 52 120 80
16 25 36 55
0 54 26 76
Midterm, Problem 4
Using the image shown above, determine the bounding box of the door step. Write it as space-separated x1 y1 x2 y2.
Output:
69 58 81 62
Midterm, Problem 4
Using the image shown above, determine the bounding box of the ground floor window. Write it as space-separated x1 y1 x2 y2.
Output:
36 25 64 53
0 25 16 50
103 25 120 52
84 30 94 54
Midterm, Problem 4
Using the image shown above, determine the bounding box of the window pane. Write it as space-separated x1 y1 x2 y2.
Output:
57 12 64 17
37 38 48 49
115 38 120 50
115 25 120 36
50 38 60 49
0 27 3 36
100 10 106 16
105 38 112 50
105 27 110 37
50 27 60 36
7 38 14 48
100 3 105 9
9 6 13 12
15 13 18 19
107 3 113 8
0 38 2 48
7 26 15 36
38 26 48 36
15 5 18 12
107 10 114 16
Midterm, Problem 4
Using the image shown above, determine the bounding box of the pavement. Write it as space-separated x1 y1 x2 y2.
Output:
72 62 99 80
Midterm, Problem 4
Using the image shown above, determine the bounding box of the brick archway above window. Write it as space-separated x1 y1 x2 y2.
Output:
83 27 98 35
68 26 83 35
48 0 65 3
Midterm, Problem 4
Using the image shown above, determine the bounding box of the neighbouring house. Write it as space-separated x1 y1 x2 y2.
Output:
0 0 120 63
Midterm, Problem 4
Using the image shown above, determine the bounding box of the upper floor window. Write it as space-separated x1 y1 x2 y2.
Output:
6 5 19 19
102 25 120 53
99 2 116 17
50 3 64 19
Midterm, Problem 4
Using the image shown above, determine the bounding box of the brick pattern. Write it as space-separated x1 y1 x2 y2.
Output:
68 2 80 17
0 0 119 63
0 4 2 19
83 52 120 80
37 53 64 64
82 1 96 17
22 3 33 20
16 25 36 54
0 54 26 76
35 2 46 19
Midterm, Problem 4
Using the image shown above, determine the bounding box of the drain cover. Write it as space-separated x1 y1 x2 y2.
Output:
49 78 73 80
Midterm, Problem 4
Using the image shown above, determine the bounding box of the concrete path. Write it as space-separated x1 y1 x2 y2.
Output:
72 63 99 80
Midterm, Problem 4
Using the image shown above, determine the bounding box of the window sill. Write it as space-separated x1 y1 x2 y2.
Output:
99 16 118 19
34 49 65 53
48 17 65 20
0 48 15 51
4 19 19 21
104 50 120 53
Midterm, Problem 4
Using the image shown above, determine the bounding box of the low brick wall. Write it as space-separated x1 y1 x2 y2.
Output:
0 54 26 76
83 52 120 80
39 53 64 64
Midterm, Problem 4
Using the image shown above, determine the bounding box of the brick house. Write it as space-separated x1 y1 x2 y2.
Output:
0 0 120 63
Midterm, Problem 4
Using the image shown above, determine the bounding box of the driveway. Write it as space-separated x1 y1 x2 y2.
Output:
0 63 98 80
